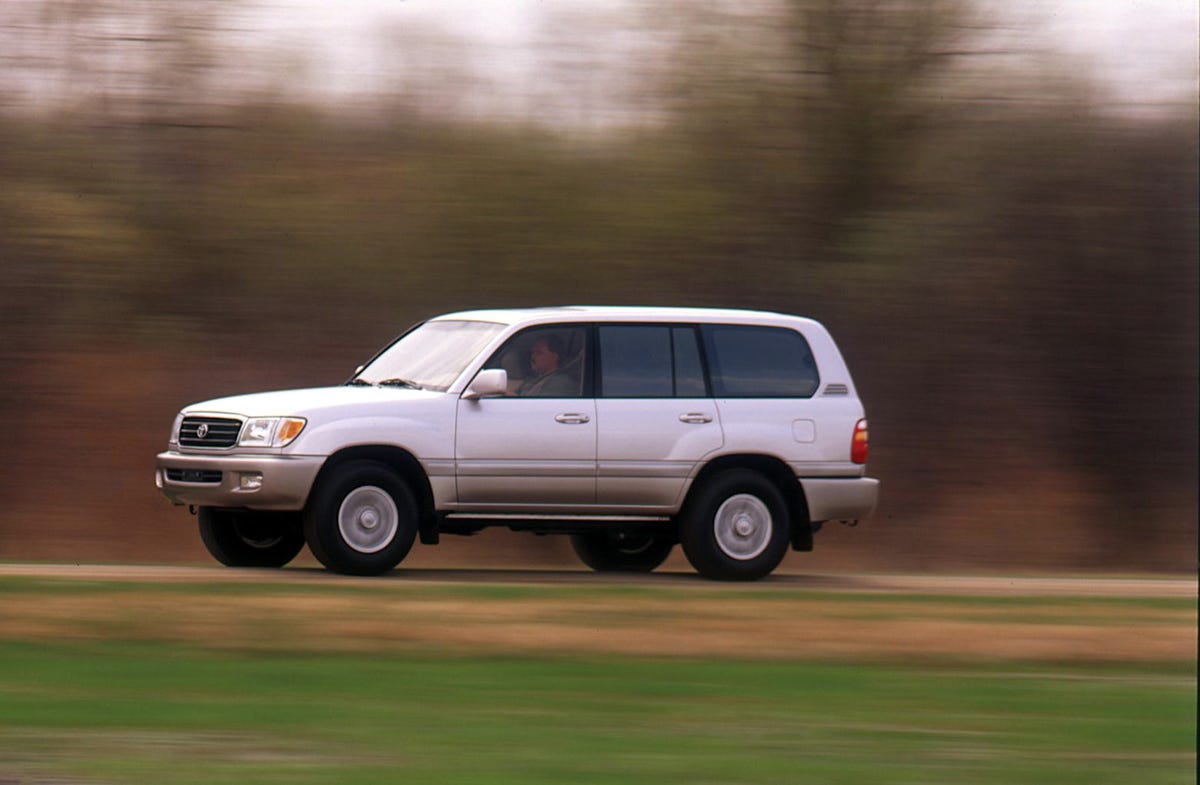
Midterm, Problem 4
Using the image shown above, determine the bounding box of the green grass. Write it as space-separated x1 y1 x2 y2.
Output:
0 642 1194 785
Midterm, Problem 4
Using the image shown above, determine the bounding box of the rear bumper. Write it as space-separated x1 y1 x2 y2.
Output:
155 451 324 511
799 477 879 522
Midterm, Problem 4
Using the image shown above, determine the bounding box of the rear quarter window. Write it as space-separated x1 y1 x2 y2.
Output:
702 325 819 398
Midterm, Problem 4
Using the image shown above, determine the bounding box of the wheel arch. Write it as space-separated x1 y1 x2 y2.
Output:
311 445 436 522
686 454 813 551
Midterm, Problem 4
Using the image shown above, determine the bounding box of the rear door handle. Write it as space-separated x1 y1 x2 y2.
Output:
679 413 713 424
554 413 591 425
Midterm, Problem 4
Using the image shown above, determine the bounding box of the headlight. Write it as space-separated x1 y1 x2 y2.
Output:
168 413 184 445
238 417 307 447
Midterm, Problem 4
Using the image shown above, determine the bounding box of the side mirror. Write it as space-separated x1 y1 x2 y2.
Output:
463 368 508 400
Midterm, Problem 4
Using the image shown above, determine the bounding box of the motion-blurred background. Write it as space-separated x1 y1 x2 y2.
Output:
0 0 1195 571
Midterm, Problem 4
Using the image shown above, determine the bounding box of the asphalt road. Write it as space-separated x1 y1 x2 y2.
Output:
0 563 1192 598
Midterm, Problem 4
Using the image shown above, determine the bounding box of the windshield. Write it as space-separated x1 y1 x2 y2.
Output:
352 320 505 392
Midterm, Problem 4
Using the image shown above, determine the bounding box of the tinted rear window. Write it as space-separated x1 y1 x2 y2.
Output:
598 325 709 398
599 325 673 397
702 325 819 398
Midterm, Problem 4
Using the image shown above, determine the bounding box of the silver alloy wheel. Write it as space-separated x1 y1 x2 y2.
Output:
337 485 399 554
713 493 772 560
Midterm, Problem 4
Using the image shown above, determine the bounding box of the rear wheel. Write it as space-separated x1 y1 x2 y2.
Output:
303 461 418 576
197 508 305 568
679 469 790 580
570 530 674 573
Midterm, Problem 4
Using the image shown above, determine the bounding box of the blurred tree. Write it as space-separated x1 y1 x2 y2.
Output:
789 0 973 245
651 0 979 259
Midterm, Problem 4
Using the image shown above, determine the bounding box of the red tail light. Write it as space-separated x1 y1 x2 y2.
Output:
851 419 869 464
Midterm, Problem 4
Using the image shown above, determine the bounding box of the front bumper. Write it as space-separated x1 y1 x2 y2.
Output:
155 450 325 511
799 477 880 522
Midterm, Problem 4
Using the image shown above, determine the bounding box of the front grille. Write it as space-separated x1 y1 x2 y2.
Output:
166 468 223 484
179 416 242 448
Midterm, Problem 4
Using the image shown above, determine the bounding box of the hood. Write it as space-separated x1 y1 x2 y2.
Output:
183 385 442 418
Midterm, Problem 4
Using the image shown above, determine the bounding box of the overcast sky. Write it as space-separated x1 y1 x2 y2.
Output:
1030 0 1198 107
253 0 1197 112
2 0 1194 121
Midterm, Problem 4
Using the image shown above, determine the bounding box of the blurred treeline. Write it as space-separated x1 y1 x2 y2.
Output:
1 1 1196 570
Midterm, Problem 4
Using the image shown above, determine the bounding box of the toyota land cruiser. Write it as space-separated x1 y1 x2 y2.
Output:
156 307 878 580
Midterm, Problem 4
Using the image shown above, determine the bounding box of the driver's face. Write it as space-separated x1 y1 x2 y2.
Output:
530 339 558 375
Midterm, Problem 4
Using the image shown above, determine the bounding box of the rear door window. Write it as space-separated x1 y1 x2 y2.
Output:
598 325 709 398
701 325 819 398
672 327 707 397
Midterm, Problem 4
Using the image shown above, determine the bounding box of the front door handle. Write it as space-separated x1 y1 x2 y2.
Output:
679 413 713 424
554 413 591 425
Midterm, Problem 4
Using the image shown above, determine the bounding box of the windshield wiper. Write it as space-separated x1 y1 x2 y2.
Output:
377 377 423 389
345 378 374 387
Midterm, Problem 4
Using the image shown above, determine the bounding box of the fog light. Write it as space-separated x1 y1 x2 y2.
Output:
239 473 264 491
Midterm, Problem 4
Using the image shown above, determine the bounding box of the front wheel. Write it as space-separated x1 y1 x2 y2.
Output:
679 470 791 581
198 508 305 568
570 530 674 573
303 461 418 576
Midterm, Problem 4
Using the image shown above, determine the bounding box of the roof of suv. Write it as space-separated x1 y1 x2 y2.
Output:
432 306 817 327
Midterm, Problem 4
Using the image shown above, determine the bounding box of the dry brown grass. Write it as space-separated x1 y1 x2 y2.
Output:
0 570 1193 664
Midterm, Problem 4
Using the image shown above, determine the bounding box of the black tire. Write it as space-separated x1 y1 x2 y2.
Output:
197 508 305 568
569 530 674 573
302 461 418 576
679 469 790 581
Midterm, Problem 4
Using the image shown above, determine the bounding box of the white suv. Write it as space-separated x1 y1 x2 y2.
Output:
156 307 878 580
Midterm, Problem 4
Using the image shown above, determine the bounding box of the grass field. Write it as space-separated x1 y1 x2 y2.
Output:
0 573 1194 784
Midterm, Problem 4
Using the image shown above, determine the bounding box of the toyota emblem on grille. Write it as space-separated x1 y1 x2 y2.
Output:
196 423 209 439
